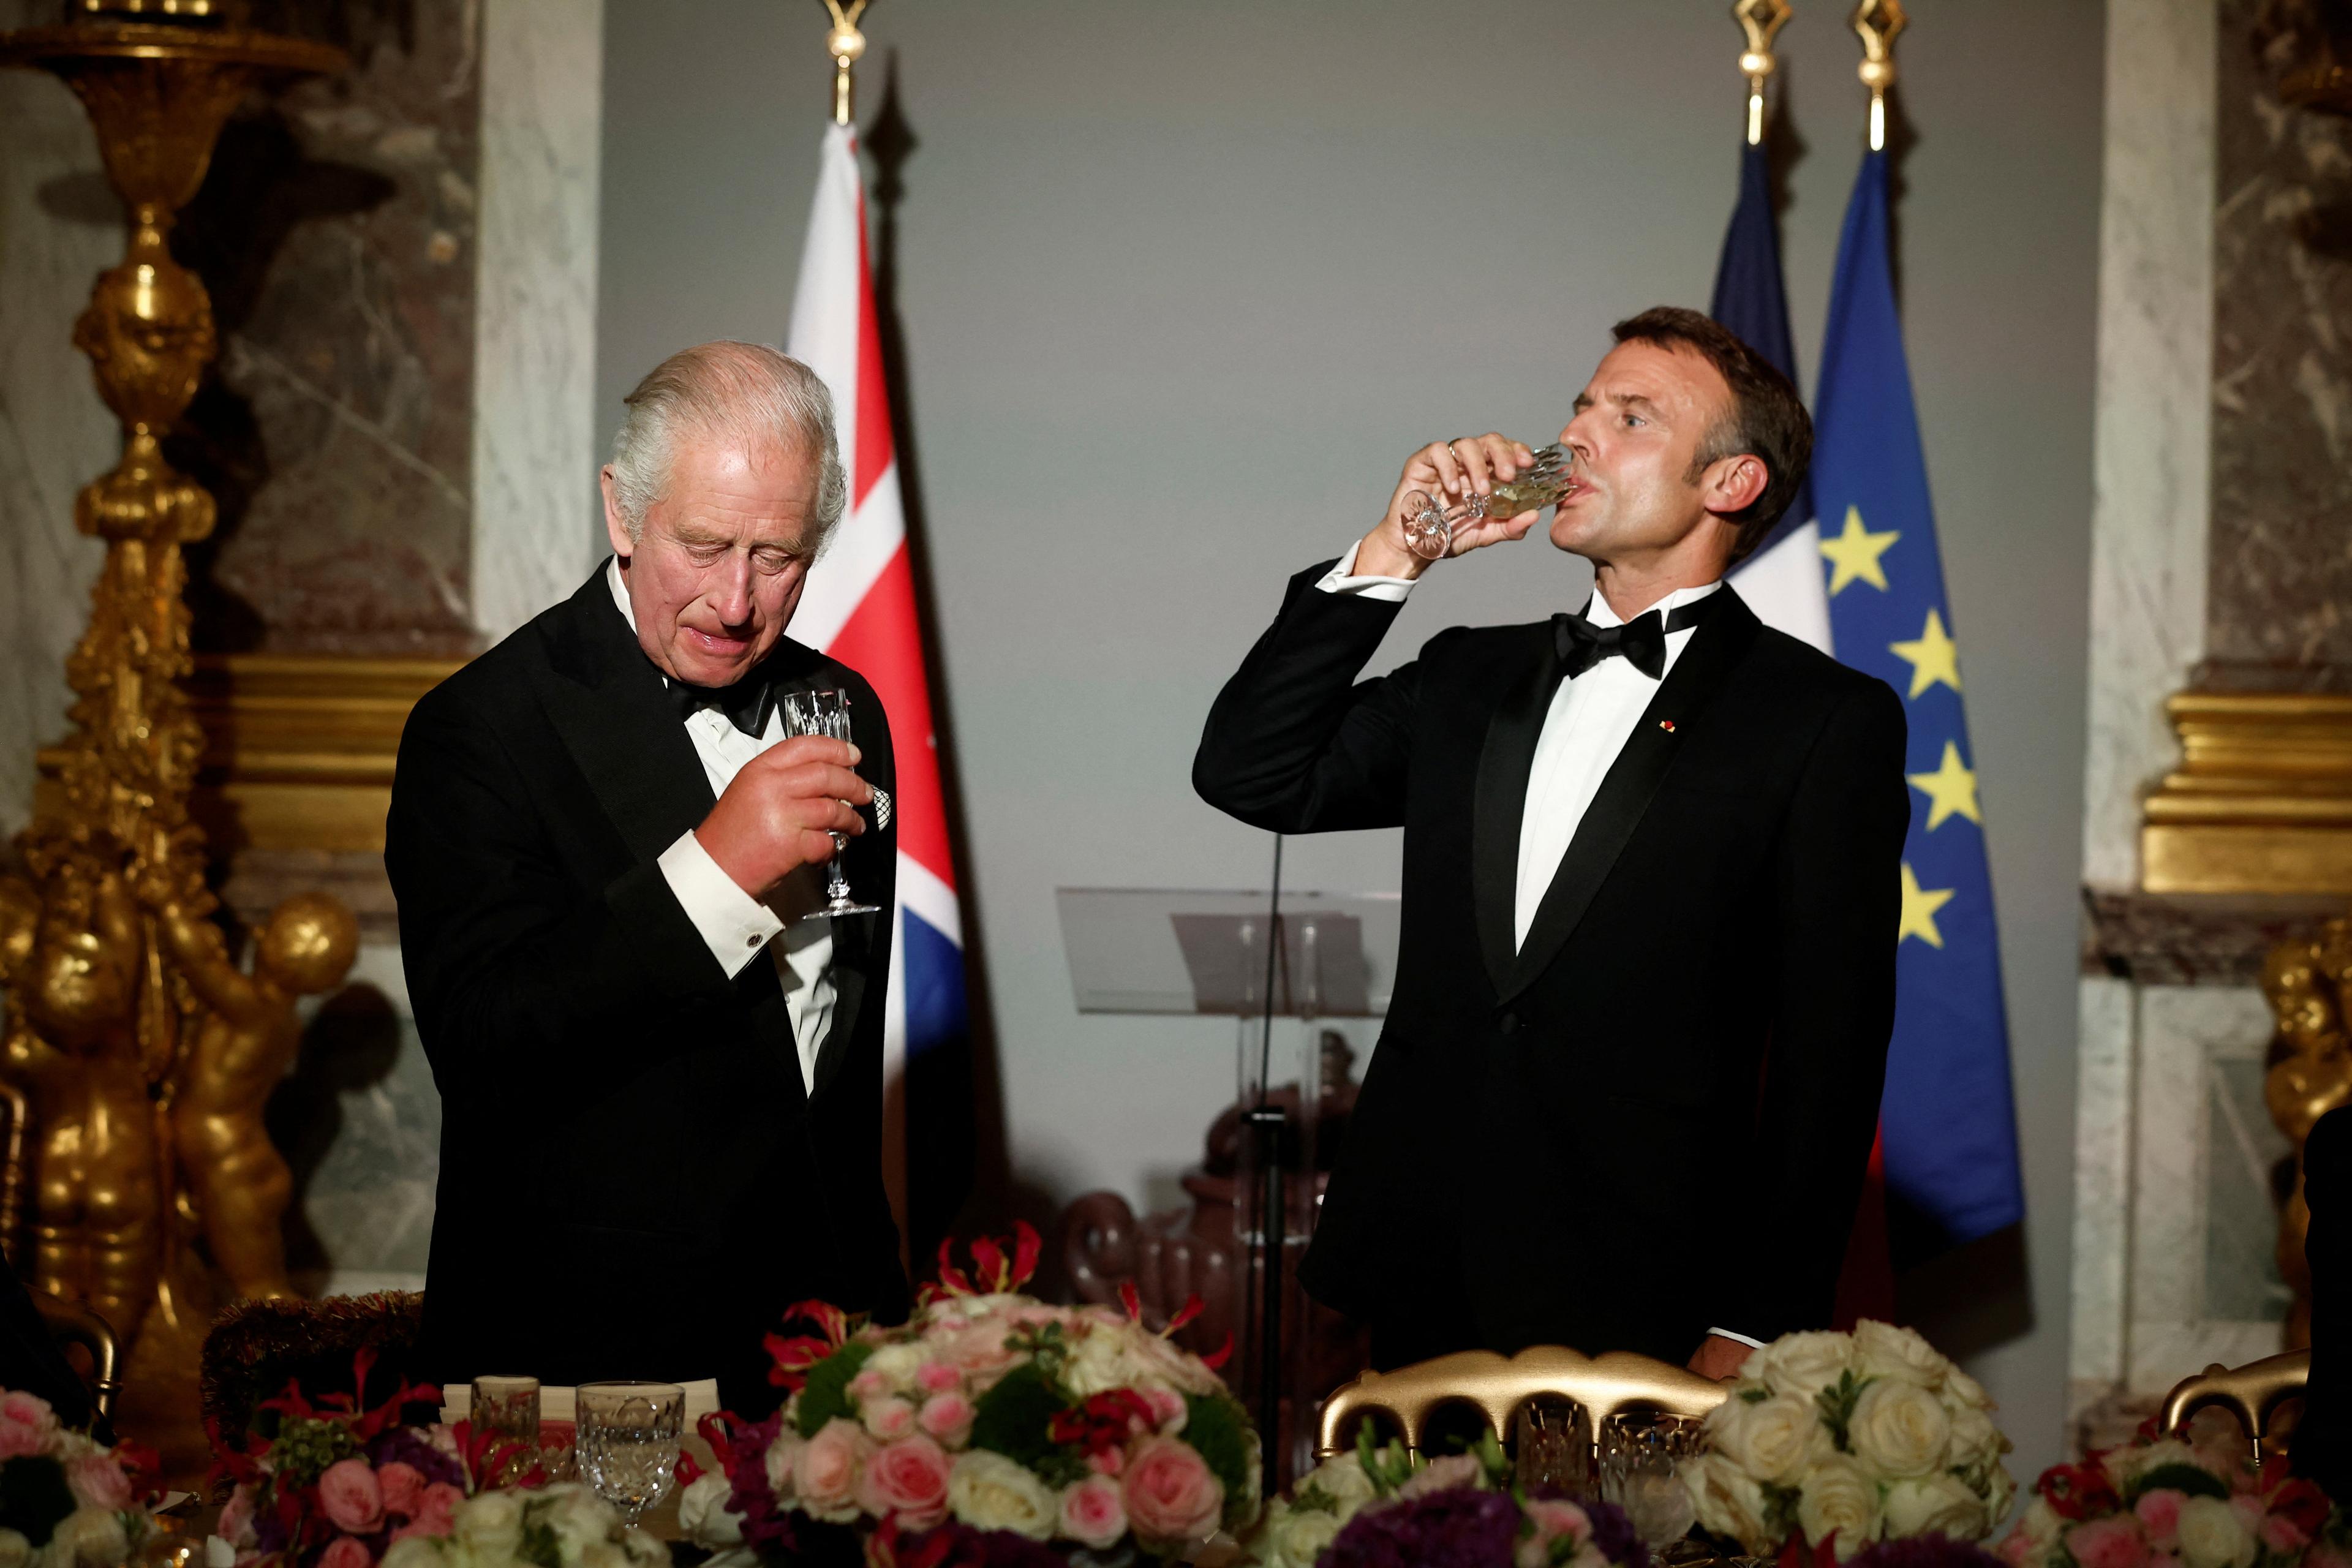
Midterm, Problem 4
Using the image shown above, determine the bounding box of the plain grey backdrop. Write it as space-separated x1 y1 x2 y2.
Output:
595 0 2102 1482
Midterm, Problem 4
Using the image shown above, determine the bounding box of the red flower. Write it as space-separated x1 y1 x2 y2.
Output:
2037 1460 2122 1523
1049 1390 1159 1459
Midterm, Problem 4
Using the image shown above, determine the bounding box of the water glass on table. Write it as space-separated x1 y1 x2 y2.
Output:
575 1381 685 1525
471 1377 540 1487
1513 1395 1596 1498
1599 1409 1706 1545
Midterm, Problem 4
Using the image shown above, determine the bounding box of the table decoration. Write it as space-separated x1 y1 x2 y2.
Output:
679 1224 1259 1566
1994 1417 2343 1568
1242 1425 1651 1568
0 1385 160 1568
377 1486 664 1568
1674 1322 2015 1565
208 1349 554 1568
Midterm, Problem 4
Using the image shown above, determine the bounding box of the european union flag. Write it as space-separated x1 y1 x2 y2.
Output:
1814 150 2024 1256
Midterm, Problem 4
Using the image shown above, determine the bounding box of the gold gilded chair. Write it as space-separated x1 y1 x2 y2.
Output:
1316 1345 1729 1459
2157 1349 2310 1470
30 1289 121 1423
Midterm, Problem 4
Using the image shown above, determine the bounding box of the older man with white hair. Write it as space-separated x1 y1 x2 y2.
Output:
388 341 907 1409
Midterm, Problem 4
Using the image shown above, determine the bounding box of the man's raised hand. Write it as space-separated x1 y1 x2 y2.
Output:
1353 432 1543 581
694 734 870 898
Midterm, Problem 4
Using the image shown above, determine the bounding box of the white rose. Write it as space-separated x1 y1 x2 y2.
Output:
1757 1332 1856 1400
540 1483 622 1550
48 1510 126 1568
616 1529 665 1568
381 1539 444 1568
1796 1458 1882 1560
1983 1461 2016 1525
1298 1453 1376 1517
1847 1380 1950 1479
1853 1322 1948 1390
1681 1453 1775 1556
764 1429 802 1499
1943 1366 1994 1413
576 1544 631 1568
1714 1392 1833 1484
2104 1439 2195 1492
1267 1505 1341 1568
0 1530 29 1568
2176 1496 2256 1568
867 1341 926 1390
1946 1403 2004 1470
678 1472 742 1547
948 1451 1059 1540
454 1489 526 1553
1061 1327 1129 1398
1882 1474 1988 1542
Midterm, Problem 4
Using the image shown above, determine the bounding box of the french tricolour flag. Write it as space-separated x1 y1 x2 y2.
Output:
788 123 971 1256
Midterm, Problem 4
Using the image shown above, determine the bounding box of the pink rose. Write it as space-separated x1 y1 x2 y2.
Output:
848 1370 892 1402
1996 1531 2032 1568
416 1484 462 1535
2137 1490 2185 1550
67 1452 131 1512
318 1537 372 1568
2263 1515 2312 1553
1140 1388 1186 1431
317 1458 385 1534
1524 1498 1593 1550
0 1392 54 1460
856 1436 954 1530
377 1462 426 1519
1087 1448 1125 1477
795 1417 875 1521
917 1363 963 1395
2067 1516 2151 1568
1060 1476 1128 1551
863 1396 918 1442
218 1488 257 1548
1400 1453 1483 1499
1121 1437 1222 1545
918 1393 975 1446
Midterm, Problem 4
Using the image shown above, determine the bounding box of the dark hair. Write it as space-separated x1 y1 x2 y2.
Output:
1608 306 1812 562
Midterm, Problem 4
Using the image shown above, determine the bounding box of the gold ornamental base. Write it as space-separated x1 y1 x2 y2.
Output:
2142 693 2352 895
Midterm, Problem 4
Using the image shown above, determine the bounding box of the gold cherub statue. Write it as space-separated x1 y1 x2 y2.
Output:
2264 916 2352 1348
141 880 358 1302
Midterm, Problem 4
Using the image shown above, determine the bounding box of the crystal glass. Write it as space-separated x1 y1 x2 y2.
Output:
470 1376 540 1487
575 1381 684 1526
1401 442 1581 561
781 687 882 916
1599 1409 1706 1545
1513 1395 1594 1497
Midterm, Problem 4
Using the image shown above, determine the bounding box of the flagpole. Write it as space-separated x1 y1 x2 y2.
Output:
1733 0 1793 147
818 0 872 127
1850 0 1907 151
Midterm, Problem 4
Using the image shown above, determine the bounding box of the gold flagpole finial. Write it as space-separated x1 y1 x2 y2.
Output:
1733 0 1793 147
1851 0 1906 152
819 0 872 127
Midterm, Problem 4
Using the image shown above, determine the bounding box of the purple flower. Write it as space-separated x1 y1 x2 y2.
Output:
1325 1487 1523 1568
1847 1535 2008 1568
364 1428 464 1491
1576 1493 1646 1568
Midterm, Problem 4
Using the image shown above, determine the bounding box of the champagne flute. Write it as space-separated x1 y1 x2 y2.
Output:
1401 442 1583 561
574 1381 684 1526
782 687 883 916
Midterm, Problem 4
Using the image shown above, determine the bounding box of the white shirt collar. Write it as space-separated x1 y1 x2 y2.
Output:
1583 578 1724 629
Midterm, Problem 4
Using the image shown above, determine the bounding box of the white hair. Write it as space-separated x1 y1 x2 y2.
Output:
606 340 849 548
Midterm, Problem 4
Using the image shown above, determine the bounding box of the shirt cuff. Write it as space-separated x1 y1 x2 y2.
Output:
1706 1328 1768 1350
657 830 785 980
1314 540 1417 603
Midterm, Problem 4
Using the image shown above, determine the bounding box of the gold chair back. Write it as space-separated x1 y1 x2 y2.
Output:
30 1289 121 1423
2158 1349 2311 1469
1317 1346 1729 1458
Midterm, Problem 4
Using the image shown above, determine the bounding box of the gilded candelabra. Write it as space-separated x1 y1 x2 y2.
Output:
0 1 349 1477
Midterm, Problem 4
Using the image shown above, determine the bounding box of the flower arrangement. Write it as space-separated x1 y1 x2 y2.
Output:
0 1389 157 1568
679 1225 1260 1566
210 1349 550 1568
1994 1420 2343 1568
1245 1428 1651 1568
379 1486 663 1568
1676 1321 2015 1564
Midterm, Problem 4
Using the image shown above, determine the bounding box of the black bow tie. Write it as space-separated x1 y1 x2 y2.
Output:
668 673 775 738
1553 592 1724 680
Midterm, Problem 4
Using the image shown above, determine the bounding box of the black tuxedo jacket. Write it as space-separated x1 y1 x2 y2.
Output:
385 565 908 1412
1194 564 1909 1363
2296 1104 2352 1496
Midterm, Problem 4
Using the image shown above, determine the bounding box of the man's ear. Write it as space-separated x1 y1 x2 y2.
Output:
600 466 636 560
1703 453 1770 520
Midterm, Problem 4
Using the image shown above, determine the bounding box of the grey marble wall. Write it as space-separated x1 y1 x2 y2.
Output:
0 0 120 843
2205 0 2352 687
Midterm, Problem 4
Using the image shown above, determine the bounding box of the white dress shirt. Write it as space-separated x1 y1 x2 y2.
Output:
1316 546 1756 1351
609 559 837 1095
